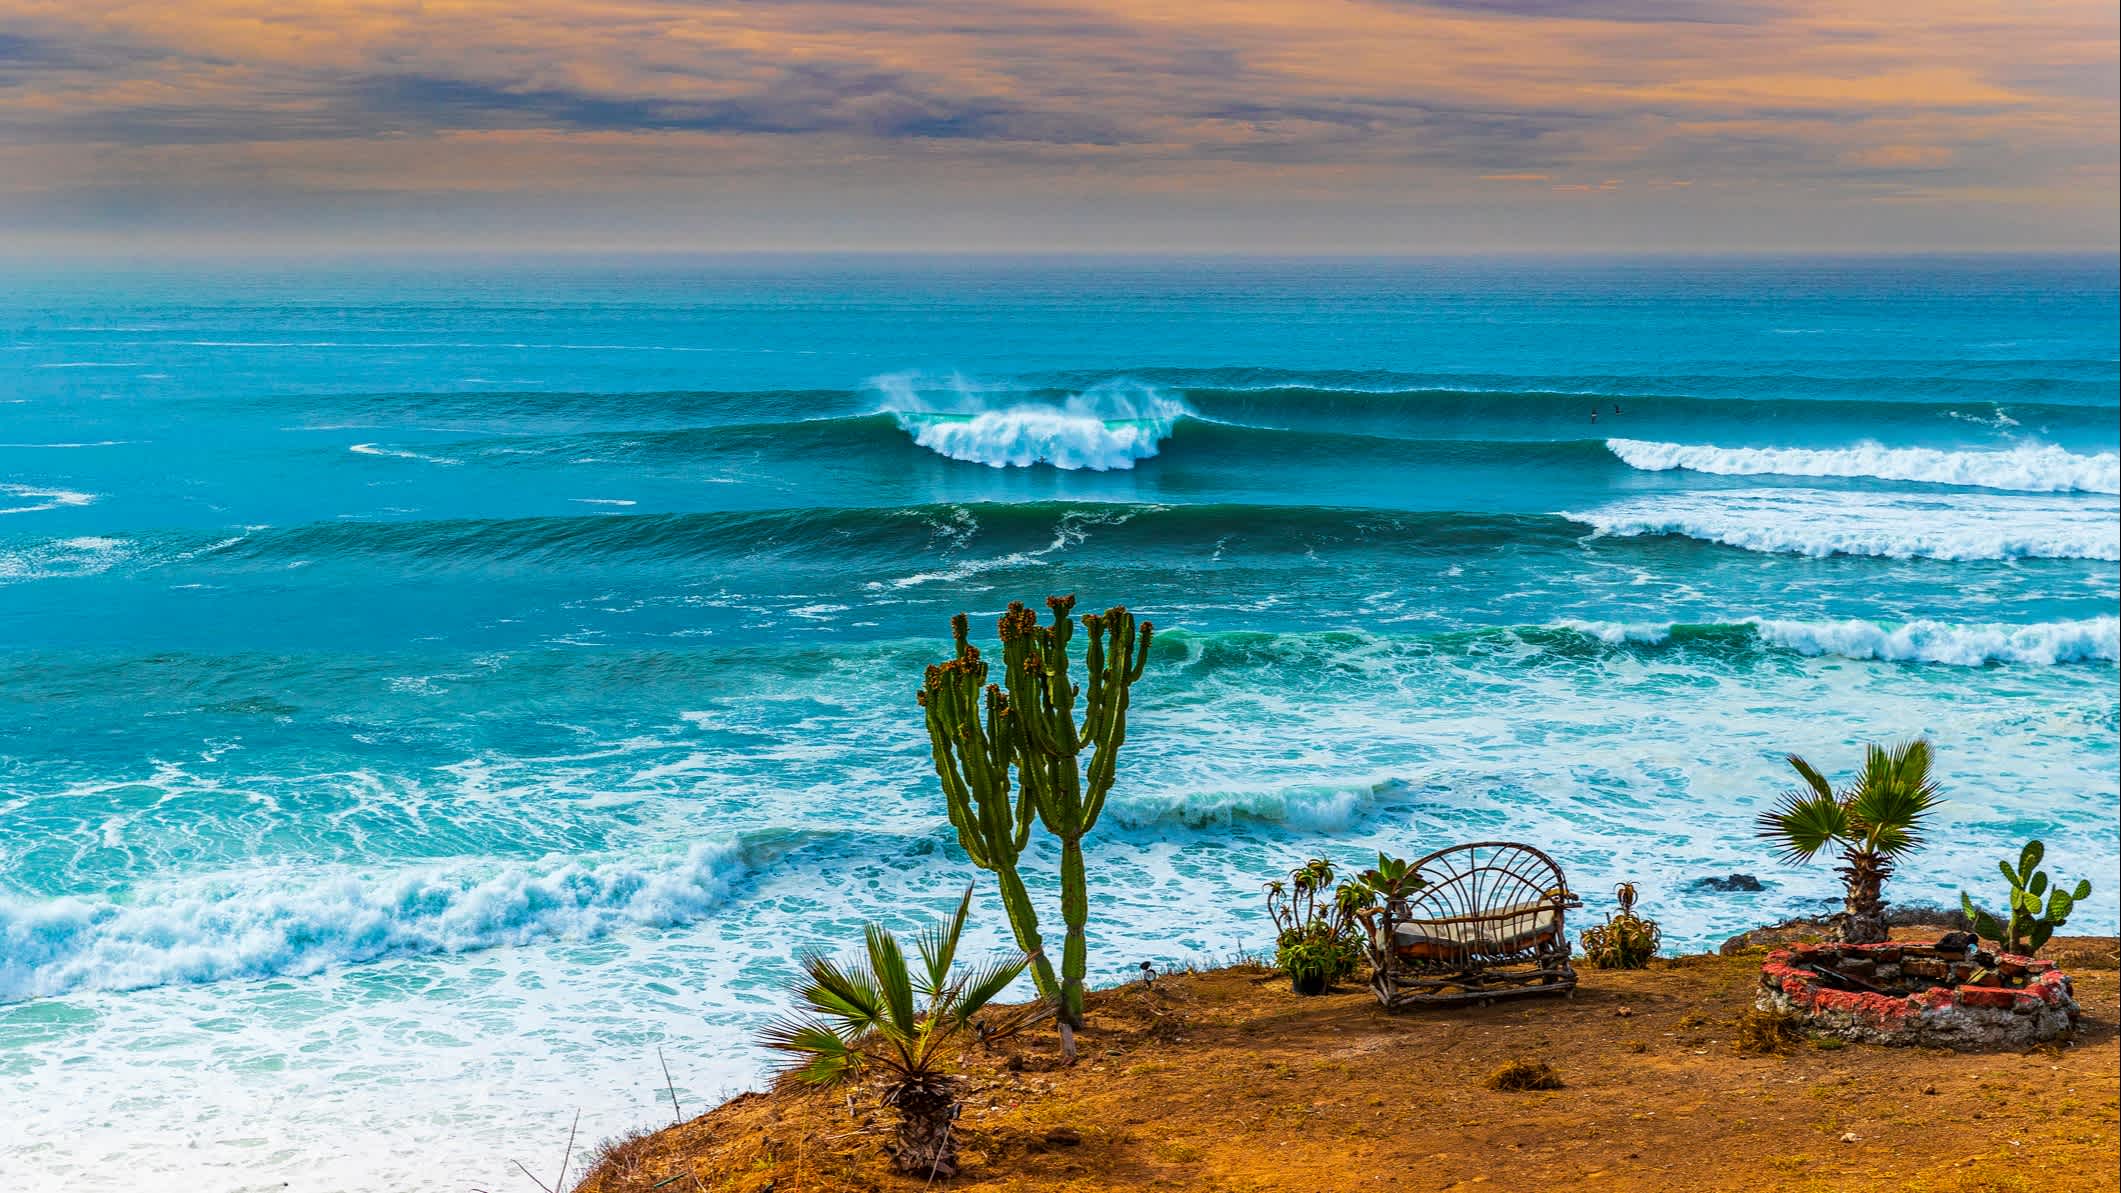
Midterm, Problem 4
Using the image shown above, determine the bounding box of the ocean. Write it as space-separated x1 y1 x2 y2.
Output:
3 254 2116 1190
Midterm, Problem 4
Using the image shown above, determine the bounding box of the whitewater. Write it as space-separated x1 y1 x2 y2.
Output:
2 256 2115 1192
1606 437 2121 494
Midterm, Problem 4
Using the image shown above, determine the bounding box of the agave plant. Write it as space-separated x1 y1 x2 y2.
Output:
760 885 1051 1177
1754 738 1943 944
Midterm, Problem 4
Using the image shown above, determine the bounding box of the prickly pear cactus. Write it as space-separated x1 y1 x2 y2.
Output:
1961 839 2092 957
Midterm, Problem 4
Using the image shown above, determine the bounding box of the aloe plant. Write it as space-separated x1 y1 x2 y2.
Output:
1264 857 1376 989
1961 840 2092 957
1580 882 1661 969
1755 738 1943 944
760 885 1050 1176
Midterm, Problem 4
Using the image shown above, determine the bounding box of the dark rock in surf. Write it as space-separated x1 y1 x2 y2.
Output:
1690 873 1767 893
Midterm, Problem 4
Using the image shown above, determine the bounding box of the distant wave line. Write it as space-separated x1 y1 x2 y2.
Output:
1607 438 2120 494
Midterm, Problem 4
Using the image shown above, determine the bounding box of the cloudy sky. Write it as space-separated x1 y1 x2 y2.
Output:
1 0 2115 252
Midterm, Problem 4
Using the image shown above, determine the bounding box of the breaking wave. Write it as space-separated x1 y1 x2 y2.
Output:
0 842 744 1002
1564 490 2121 561
1554 616 2118 666
1607 438 2120 494
872 373 1188 469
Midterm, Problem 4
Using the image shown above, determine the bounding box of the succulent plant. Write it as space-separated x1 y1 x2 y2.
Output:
1961 839 2092 957
919 595 1154 1061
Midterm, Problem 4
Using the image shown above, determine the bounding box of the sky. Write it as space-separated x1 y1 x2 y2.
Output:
0 0 2115 254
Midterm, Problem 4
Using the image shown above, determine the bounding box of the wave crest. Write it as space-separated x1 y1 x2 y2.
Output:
1552 615 2117 666
872 373 1187 469
1607 438 2120 494
1750 615 2118 666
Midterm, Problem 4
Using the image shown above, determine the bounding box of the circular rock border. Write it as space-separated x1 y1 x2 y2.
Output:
1757 940 2078 1049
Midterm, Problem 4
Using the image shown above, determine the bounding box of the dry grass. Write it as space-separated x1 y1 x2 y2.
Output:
1734 1007 1807 1056
1483 1058 1565 1091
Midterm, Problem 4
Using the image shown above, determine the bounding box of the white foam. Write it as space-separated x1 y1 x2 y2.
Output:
1107 779 1393 832
1555 619 1674 645
0 483 97 516
1557 615 2118 666
872 373 1187 470
1750 615 2118 666
874 505 1138 590
0 535 130 584
1607 438 2119 494
0 842 742 1002
1565 489 2121 561
349 442 461 466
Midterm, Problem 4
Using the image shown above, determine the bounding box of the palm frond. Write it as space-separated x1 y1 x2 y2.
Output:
915 884 975 998
866 922 919 1037
758 1016 863 1086
1785 753 1836 801
1848 737 1941 858
797 950 886 1035
951 953 1032 1021
1755 789 1849 863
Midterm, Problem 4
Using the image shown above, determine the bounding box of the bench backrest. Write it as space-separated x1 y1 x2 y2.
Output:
1399 841 1576 931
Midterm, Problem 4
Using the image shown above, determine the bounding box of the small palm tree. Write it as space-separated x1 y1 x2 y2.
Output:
1755 737 1944 944
760 885 1050 1177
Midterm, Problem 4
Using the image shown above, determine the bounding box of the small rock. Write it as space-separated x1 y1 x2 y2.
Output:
1614 1007 1633 1018
1691 873 1767 893
1044 1127 1082 1147
1839 1133 1860 1144
1922 1085 1938 1096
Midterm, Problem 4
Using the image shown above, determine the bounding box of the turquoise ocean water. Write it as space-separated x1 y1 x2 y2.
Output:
2 255 2117 1188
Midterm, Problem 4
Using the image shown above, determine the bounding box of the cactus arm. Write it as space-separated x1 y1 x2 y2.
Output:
918 624 1062 1006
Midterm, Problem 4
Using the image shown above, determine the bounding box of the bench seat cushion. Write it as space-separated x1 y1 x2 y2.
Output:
1381 900 1560 962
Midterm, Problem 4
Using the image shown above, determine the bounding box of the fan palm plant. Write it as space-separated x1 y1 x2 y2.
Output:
1754 737 1944 944
759 885 1051 1177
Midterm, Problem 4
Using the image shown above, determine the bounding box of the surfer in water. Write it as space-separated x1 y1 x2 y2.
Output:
1590 407 1598 423
1613 402 1622 414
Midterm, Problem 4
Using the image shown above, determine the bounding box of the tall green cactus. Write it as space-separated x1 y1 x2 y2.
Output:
918 614 1062 1008
997 596 1153 1047
1961 839 2092 957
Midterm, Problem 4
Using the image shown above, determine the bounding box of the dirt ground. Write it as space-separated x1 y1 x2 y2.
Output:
575 931 2120 1193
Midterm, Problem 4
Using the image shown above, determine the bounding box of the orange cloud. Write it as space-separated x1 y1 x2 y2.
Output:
1842 144 1958 168
0 0 2111 248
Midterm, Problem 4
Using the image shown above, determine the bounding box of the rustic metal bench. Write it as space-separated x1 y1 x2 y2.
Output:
1357 841 1582 1008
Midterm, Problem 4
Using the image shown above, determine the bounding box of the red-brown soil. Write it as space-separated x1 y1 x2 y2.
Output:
576 931 2119 1193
